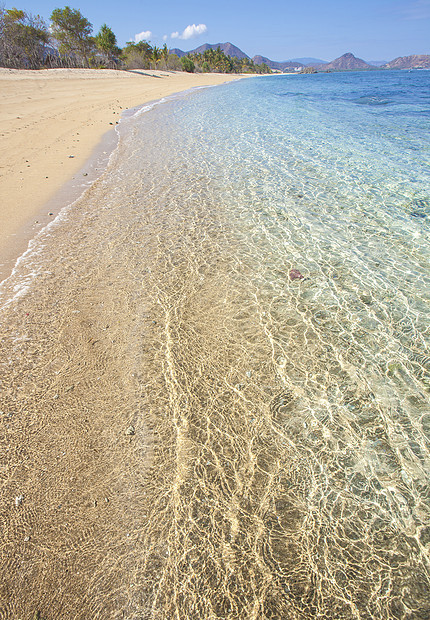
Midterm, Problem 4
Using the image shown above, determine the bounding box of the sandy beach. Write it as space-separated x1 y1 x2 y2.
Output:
0 68 247 280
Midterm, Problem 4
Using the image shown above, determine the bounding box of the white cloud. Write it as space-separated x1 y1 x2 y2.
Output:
171 24 207 40
163 34 168 41
134 30 152 43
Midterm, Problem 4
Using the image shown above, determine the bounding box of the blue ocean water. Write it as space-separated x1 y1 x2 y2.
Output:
1 70 429 618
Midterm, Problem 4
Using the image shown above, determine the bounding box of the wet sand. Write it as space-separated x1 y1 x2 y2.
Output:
0 68 249 281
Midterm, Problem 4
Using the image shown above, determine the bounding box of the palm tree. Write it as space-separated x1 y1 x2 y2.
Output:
151 45 161 69
161 43 168 69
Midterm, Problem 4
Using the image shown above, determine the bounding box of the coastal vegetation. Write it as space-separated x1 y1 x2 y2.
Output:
0 5 134 69
0 4 270 73
50 6 94 68
0 7 49 69
187 47 271 73
1 5 428 73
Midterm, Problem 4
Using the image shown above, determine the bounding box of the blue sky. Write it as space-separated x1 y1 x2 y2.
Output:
11 0 430 61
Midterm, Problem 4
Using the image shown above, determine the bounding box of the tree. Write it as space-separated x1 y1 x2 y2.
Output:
0 7 49 69
160 43 168 69
166 53 181 71
180 55 195 73
151 45 161 69
50 6 93 67
95 23 118 62
121 40 152 69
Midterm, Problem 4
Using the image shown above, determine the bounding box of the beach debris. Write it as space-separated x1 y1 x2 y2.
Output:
68 155 75 158
24 536 30 542
15 495 24 507
125 425 135 436
289 268 305 281
48 212 53 216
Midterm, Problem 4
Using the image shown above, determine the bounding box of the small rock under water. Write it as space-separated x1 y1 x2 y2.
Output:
289 269 305 280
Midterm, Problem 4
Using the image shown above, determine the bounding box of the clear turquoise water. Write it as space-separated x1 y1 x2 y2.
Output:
2 70 429 618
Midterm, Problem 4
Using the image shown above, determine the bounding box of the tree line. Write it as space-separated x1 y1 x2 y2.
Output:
182 47 271 74
0 5 271 74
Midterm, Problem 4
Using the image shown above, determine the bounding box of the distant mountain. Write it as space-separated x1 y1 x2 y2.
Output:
367 60 388 67
169 47 186 58
252 55 303 71
382 54 430 69
169 45 430 73
311 52 372 71
289 57 327 65
169 42 249 60
169 43 303 70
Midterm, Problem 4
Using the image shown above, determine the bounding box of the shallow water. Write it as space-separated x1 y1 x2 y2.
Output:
1 71 429 619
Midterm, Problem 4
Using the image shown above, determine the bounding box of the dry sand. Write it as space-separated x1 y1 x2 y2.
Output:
0 68 248 280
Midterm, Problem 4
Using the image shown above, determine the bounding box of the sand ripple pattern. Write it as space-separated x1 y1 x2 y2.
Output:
1 82 430 619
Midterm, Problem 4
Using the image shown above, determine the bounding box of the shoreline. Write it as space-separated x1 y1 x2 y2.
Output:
0 68 253 282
